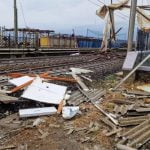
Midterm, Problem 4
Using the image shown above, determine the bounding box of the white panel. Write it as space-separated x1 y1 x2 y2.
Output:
122 52 138 71
19 107 57 118
9 76 34 86
70 68 93 74
21 77 67 104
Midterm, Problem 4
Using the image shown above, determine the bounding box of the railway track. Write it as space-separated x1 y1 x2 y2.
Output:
0 52 126 77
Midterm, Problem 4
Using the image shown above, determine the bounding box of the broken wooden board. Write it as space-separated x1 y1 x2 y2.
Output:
126 90 150 96
0 94 18 104
72 73 89 91
0 145 16 150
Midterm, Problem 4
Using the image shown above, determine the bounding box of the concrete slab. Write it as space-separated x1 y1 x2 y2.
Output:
19 107 57 118
122 51 138 71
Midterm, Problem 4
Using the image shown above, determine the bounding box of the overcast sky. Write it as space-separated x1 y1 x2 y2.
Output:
0 0 149 38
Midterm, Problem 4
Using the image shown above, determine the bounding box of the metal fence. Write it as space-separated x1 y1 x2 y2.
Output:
136 29 150 51
0 27 128 50
0 35 36 48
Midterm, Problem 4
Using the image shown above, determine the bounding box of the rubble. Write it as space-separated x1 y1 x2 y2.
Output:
67 89 105 106
0 94 18 104
118 119 150 149
0 145 16 150
118 115 150 126
62 106 79 120
32 118 45 127
137 84 150 93
0 65 150 149
114 54 150 90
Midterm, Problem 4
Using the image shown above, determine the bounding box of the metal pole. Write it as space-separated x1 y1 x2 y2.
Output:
109 0 114 49
14 0 18 48
127 0 137 51
114 54 150 90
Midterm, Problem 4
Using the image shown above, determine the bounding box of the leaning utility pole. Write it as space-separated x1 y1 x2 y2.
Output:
109 0 113 49
14 0 18 48
127 0 137 51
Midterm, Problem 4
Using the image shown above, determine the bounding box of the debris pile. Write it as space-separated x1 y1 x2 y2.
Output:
107 87 150 150
0 65 150 149
0 68 103 120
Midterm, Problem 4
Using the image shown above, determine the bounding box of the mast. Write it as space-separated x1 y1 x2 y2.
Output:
109 0 114 49
127 0 137 51
14 0 18 48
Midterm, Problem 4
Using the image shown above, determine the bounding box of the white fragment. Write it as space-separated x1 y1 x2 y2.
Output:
64 94 71 100
62 106 79 120
72 73 89 91
9 76 34 86
19 107 57 118
70 68 93 74
33 118 45 127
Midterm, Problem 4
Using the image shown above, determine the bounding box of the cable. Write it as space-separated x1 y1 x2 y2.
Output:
97 0 105 5
96 0 129 18
88 0 100 7
116 13 129 20
88 0 137 25
18 0 28 27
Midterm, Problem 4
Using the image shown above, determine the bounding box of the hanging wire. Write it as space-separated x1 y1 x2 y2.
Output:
18 0 28 27
88 0 100 7
96 0 131 19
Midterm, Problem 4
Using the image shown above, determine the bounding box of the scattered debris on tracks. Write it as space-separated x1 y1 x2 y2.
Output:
0 62 149 150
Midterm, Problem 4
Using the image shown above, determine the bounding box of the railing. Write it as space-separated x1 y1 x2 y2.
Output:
0 35 36 48
0 34 128 49
137 30 150 51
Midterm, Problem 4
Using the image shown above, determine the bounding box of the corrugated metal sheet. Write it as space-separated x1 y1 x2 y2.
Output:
77 39 101 48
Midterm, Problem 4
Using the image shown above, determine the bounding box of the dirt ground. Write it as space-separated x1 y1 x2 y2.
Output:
0 73 149 150
0 103 115 150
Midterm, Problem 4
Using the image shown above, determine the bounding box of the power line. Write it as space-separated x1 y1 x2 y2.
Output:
97 0 105 5
88 0 100 7
18 0 28 27
115 13 129 21
96 0 130 20
88 0 136 24
118 10 129 18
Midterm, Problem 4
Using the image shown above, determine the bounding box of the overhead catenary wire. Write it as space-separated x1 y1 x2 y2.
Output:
88 0 100 7
18 0 28 28
88 0 129 21
96 0 130 20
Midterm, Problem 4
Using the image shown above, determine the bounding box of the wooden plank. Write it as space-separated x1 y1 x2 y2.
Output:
72 73 89 91
10 80 33 93
0 94 18 104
